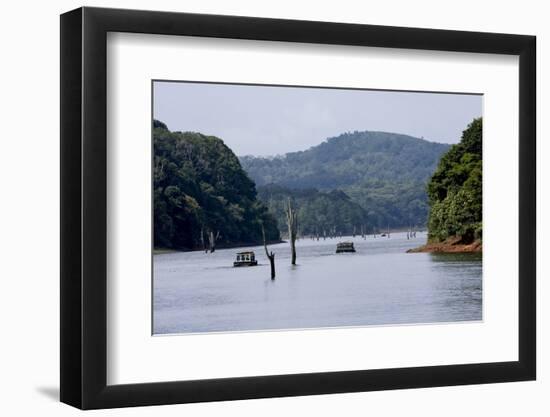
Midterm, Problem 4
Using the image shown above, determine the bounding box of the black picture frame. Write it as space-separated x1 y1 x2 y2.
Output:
60 6 536 410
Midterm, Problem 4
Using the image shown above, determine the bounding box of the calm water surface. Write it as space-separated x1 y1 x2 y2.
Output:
153 232 482 334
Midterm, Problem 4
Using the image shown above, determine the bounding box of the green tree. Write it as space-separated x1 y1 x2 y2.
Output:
426 118 482 243
153 121 280 250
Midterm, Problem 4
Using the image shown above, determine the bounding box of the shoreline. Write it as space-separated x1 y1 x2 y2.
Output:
154 239 285 255
407 238 482 254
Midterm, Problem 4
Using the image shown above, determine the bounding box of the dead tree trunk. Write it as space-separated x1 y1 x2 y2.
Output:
208 230 220 253
285 198 298 265
261 225 276 279
200 227 208 253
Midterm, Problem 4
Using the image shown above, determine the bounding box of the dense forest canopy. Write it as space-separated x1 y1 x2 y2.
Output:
241 131 450 229
257 184 369 237
426 118 482 243
153 121 279 250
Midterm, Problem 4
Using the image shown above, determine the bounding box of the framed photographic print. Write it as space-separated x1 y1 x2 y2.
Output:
60 6 536 409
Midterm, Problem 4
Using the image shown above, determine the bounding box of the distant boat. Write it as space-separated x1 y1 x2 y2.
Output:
336 242 356 253
233 251 258 267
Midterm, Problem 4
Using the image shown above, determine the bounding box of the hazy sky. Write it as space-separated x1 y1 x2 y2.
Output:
153 81 482 157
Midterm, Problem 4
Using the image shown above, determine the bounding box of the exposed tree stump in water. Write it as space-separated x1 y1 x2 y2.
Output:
261 224 276 279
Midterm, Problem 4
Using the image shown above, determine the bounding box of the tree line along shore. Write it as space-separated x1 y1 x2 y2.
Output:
153 117 482 255
410 117 482 253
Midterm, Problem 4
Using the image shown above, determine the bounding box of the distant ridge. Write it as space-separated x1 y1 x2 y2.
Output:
240 131 450 229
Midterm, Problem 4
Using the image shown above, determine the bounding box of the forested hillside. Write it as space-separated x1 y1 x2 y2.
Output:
257 184 369 237
426 118 482 243
153 120 279 250
241 131 450 229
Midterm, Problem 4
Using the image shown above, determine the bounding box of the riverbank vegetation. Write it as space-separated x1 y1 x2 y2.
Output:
411 118 482 253
153 120 279 250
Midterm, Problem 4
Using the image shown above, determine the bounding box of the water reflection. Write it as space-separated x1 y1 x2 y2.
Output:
429 252 482 263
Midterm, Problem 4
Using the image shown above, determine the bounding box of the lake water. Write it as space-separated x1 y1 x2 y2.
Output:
153 232 482 335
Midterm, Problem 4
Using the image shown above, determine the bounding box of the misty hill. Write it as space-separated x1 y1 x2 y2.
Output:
241 131 450 229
